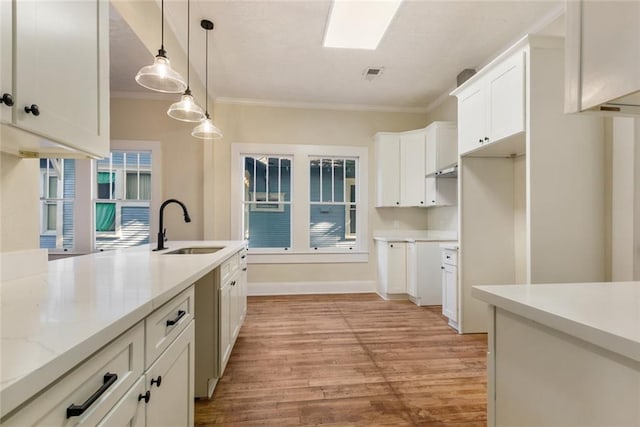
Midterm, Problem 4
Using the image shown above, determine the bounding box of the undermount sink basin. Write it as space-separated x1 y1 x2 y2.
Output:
163 247 224 255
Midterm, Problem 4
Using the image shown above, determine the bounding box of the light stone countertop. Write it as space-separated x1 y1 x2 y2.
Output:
472 282 640 363
0 240 246 418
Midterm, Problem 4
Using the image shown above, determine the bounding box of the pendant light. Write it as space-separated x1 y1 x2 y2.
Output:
167 0 204 122
135 0 187 93
192 19 223 140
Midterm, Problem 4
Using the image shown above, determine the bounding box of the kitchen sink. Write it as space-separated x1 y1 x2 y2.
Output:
163 247 225 255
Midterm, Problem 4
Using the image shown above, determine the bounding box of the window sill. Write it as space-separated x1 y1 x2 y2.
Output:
247 251 369 264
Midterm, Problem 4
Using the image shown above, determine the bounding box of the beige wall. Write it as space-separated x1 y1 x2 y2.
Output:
205 102 430 284
110 97 204 241
424 96 458 231
0 152 39 251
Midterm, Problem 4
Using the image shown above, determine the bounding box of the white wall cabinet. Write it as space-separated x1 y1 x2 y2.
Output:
0 0 109 159
454 50 525 156
425 175 456 207
452 35 605 333
565 0 640 114
425 122 458 175
375 130 426 207
441 247 458 331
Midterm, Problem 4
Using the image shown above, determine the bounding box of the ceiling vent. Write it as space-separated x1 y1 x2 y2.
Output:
363 67 384 81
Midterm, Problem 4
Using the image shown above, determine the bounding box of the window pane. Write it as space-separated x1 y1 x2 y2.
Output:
48 176 58 198
95 202 116 232
333 159 344 202
310 159 320 202
126 173 138 200
268 157 280 200
346 159 356 179
125 172 150 200
244 157 255 202
321 159 332 202
310 204 355 248
255 156 267 194
46 203 57 230
243 203 291 248
281 159 291 202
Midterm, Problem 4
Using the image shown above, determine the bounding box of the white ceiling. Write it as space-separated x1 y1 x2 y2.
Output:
110 0 564 111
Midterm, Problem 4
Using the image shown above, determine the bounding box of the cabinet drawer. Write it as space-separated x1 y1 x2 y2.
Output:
145 286 194 368
220 252 239 284
3 322 144 426
442 249 458 266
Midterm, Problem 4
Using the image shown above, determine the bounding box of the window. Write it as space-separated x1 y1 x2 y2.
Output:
242 156 292 248
231 143 369 263
309 157 357 249
38 142 160 253
95 151 153 250
39 159 75 250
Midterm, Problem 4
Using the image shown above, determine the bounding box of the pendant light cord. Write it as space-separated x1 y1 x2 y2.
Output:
205 27 209 116
160 0 165 53
186 0 190 88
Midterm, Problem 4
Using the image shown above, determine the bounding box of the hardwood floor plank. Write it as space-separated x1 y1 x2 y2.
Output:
195 294 487 426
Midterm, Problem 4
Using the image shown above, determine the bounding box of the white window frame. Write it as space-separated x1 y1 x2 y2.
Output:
231 143 369 264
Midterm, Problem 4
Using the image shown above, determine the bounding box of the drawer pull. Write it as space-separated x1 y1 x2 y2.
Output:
241 255 246 259
231 280 236 287
138 391 151 403
151 376 162 387
446 255 451 259
66 372 118 418
242 267 247 271
166 310 186 327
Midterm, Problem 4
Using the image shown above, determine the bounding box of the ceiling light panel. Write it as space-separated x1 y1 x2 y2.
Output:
323 0 402 50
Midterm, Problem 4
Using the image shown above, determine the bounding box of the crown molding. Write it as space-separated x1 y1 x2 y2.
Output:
214 97 431 114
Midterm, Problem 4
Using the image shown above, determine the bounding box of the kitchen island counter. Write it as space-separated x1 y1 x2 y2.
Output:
0 240 245 419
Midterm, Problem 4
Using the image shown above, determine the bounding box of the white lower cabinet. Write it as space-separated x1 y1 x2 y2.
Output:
1 287 195 427
376 241 407 295
96 377 146 427
441 248 459 331
145 321 195 427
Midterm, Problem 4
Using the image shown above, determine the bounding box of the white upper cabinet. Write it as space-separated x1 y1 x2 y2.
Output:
375 130 426 207
424 121 458 175
375 133 402 206
453 50 526 156
565 0 640 115
400 131 426 206
0 0 109 159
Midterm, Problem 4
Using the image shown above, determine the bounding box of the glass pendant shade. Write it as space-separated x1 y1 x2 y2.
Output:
167 90 205 122
135 54 187 93
191 115 223 139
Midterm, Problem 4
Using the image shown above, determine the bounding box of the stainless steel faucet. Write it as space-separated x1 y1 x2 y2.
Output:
155 199 191 251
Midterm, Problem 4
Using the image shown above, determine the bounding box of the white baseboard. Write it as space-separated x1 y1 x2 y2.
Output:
248 280 376 296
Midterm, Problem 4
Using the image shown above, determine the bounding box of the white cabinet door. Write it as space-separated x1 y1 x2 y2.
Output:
401 131 426 206
386 242 407 294
425 176 437 207
146 321 195 427
3 0 109 158
0 0 12 124
375 133 401 206
458 85 486 155
96 377 145 427
488 51 525 143
425 126 437 176
219 281 232 374
230 276 242 341
442 264 457 322
406 242 418 298
436 123 458 170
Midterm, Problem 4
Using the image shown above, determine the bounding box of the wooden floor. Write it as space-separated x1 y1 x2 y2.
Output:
195 294 487 426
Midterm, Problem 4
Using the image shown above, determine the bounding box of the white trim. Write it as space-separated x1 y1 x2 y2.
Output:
231 142 369 255
216 97 430 114
247 252 368 264
248 280 376 296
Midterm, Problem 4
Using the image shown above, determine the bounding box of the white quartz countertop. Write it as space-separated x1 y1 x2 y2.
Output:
472 282 640 363
373 230 457 242
0 240 245 418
